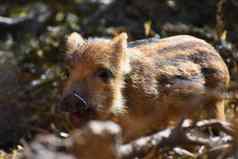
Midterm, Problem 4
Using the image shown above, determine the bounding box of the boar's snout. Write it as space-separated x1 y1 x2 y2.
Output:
58 91 88 113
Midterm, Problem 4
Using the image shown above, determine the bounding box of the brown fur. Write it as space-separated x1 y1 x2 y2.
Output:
60 33 230 142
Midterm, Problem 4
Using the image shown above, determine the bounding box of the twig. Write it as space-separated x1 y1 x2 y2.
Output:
173 147 196 158
195 119 234 135
119 129 172 158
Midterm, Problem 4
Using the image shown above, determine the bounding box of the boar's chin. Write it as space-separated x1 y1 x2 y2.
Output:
69 108 97 128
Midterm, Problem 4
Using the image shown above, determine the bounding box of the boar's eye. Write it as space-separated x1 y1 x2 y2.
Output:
62 67 70 79
65 70 70 78
96 68 114 82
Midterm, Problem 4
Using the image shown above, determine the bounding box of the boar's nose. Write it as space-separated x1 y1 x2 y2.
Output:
58 91 88 113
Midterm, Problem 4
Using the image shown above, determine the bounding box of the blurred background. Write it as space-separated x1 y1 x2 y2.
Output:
0 0 238 152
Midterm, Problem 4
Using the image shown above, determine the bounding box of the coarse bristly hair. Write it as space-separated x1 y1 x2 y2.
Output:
66 32 130 116
63 32 230 143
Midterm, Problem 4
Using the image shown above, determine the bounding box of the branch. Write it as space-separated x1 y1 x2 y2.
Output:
0 3 51 36
0 16 31 27
119 119 233 158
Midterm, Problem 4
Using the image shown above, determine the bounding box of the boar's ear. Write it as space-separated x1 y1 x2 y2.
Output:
112 33 128 54
112 33 131 74
65 32 85 66
66 32 85 54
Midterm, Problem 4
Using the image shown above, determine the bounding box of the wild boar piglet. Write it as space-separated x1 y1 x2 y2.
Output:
59 32 230 141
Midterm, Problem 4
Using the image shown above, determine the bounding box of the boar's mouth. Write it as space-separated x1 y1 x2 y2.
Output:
58 91 97 127
70 109 96 128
